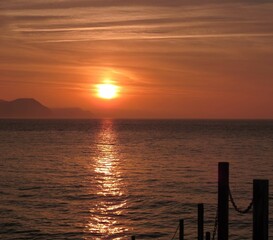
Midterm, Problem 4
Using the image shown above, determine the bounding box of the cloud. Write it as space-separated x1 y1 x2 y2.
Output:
1 0 273 105
2 0 273 10
2 1 272 42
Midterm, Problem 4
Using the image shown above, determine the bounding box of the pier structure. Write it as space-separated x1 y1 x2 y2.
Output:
131 162 269 240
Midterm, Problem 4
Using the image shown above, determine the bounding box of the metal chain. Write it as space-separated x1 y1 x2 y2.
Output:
212 209 218 240
229 186 253 214
170 222 179 240
168 186 251 240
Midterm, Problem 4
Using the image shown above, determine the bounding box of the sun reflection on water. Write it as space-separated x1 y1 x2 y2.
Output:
86 120 128 239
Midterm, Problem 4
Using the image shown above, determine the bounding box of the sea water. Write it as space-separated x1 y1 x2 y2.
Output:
0 119 272 239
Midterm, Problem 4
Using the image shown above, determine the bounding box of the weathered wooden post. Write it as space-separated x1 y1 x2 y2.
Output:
253 179 269 240
179 219 184 240
206 232 211 240
218 162 229 240
198 203 204 240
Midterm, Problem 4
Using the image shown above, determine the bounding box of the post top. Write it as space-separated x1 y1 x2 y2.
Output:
219 162 229 165
253 179 269 183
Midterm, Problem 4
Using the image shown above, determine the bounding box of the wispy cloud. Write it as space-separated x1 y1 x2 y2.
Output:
3 1 272 43
2 0 272 10
1 0 273 117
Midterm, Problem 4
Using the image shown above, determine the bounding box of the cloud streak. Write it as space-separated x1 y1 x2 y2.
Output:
3 1 272 44
1 0 273 117
28 33 273 43
2 0 272 10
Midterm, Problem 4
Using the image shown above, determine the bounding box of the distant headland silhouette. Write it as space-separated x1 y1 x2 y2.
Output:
0 98 93 119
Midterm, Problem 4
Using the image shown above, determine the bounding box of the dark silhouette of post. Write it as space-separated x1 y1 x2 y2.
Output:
198 203 204 240
253 179 269 240
218 162 229 240
206 232 211 240
179 219 184 240
131 236 136 240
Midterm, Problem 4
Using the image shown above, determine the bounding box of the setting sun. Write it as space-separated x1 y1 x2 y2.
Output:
97 83 119 99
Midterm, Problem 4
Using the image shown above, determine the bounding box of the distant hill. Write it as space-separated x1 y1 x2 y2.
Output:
0 98 51 118
0 98 93 119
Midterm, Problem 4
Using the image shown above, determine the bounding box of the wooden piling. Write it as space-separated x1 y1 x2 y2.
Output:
218 162 229 240
129 163 270 240
179 219 184 240
253 179 269 240
198 203 204 240
206 232 211 240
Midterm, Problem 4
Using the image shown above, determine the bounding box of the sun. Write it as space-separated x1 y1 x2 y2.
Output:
97 83 119 99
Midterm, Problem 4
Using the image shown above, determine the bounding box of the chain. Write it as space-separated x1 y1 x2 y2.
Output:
169 185 252 240
212 209 218 240
229 186 253 214
170 222 179 240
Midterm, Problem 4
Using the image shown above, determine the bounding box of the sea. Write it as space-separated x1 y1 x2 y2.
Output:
0 119 272 240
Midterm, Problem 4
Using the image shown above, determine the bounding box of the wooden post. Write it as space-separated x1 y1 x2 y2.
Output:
179 219 184 240
198 203 204 240
206 232 211 240
218 162 229 240
131 236 136 240
253 179 269 240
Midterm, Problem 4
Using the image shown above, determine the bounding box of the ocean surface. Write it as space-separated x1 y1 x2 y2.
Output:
0 119 272 240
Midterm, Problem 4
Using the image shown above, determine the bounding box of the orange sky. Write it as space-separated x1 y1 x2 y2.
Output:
1 1 273 118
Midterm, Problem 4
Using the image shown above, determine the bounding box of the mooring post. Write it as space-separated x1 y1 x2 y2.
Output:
253 179 269 240
218 162 229 240
198 203 204 240
206 232 211 240
131 236 136 240
179 219 184 240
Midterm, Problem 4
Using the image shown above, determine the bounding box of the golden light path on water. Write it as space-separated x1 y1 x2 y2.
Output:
86 120 128 239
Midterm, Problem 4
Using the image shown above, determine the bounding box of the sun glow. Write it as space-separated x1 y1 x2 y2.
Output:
97 83 119 99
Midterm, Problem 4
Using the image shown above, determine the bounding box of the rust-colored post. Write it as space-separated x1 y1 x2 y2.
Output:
253 179 269 240
218 162 229 240
198 203 204 240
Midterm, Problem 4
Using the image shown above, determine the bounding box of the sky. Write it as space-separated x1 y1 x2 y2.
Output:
1 0 273 119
